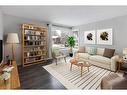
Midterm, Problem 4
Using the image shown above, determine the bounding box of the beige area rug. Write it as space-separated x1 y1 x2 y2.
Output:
43 62 112 90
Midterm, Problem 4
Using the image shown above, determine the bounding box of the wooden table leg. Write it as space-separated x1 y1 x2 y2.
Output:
64 57 67 63
81 66 83 77
56 59 57 65
118 63 121 72
87 67 89 72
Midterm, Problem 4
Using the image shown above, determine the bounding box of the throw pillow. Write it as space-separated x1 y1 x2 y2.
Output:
88 47 97 55
103 48 115 58
85 46 90 53
78 46 85 53
96 48 105 56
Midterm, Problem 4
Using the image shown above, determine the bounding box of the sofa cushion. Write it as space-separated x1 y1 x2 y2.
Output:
87 47 97 55
78 46 85 53
78 53 91 59
103 48 115 58
89 55 111 64
97 48 105 56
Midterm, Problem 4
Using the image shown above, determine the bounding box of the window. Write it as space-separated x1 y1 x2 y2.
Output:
73 30 79 49
52 26 71 48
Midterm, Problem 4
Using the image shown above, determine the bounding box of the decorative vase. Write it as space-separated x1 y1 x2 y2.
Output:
69 52 73 57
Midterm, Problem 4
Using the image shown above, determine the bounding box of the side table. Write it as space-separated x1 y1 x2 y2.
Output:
117 58 124 72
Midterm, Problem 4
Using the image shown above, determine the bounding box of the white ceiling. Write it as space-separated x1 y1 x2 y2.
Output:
1 6 127 27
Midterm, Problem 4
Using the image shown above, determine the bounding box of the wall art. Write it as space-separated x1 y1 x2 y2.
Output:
84 30 96 44
97 28 112 45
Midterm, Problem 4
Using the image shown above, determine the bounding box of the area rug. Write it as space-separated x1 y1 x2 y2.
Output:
43 62 112 90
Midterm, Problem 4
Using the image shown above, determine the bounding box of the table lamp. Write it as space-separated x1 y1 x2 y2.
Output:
6 33 19 61
123 48 127 61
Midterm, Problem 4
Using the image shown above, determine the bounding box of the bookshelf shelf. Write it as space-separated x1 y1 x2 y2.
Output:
24 59 46 65
24 34 47 36
24 40 47 42
24 44 47 47
24 54 45 59
22 24 48 67
24 50 46 53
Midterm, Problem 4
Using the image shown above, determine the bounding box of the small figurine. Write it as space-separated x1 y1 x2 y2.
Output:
6 55 12 66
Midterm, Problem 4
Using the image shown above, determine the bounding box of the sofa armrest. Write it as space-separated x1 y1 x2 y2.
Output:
110 55 119 72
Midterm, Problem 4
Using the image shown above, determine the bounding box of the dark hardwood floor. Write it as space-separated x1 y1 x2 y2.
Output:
18 61 66 89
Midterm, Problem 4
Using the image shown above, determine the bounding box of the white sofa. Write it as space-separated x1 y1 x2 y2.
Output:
75 47 119 72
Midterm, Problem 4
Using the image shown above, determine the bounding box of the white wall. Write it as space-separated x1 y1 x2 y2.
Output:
73 15 127 55
0 8 3 40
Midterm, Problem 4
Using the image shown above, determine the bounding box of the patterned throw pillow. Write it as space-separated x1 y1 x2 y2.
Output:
88 47 97 55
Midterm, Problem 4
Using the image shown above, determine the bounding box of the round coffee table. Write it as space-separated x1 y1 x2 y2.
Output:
70 58 92 77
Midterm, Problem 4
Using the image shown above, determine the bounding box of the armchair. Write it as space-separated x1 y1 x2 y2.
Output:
52 47 67 65
101 72 127 89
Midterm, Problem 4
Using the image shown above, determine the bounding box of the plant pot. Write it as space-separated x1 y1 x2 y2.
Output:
69 53 73 57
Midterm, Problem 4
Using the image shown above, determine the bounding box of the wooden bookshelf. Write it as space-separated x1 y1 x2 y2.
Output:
21 24 48 67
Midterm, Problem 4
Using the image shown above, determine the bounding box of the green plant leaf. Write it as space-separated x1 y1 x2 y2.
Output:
66 36 75 48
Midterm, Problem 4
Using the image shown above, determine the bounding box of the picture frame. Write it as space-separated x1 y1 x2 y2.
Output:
97 28 112 45
84 30 96 44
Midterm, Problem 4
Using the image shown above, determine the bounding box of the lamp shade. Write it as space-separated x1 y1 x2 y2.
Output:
123 48 127 55
6 33 19 44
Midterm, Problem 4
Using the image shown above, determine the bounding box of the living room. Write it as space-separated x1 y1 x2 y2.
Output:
0 2 127 94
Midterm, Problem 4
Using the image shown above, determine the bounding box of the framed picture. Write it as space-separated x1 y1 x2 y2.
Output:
84 30 96 44
97 28 112 45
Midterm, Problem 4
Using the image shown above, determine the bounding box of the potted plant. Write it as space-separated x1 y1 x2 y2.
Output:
67 36 75 57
